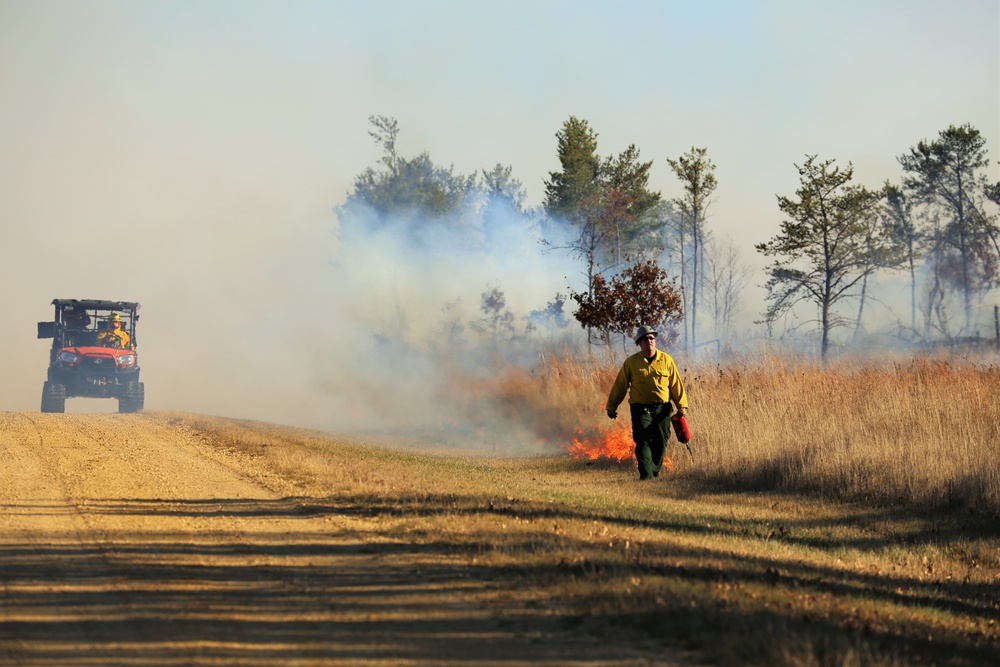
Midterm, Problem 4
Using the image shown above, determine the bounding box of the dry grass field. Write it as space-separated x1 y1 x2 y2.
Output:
163 346 999 666
454 346 1000 513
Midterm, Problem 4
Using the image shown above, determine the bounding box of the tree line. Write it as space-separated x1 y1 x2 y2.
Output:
337 116 999 359
758 124 999 360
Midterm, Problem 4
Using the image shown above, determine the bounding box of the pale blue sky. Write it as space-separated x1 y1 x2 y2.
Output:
3 1 996 240
1 0 997 420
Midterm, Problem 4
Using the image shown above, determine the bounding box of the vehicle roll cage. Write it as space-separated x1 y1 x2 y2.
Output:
38 299 140 350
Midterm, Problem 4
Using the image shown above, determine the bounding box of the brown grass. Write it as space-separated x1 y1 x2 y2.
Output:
686 352 1000 513
454 346 1000 515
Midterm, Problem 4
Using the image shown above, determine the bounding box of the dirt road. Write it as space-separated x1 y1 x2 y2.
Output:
0 412 679 666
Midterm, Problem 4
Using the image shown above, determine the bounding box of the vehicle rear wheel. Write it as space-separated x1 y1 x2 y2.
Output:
118 381 144 413
40 381 66 413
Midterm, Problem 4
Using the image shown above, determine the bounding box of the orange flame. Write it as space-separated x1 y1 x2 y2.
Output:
566 425 675 472
567 424 635 461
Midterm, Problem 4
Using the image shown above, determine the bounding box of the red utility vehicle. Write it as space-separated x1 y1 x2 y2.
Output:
37 299 144 413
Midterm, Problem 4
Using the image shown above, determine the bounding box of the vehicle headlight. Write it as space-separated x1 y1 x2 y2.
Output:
59 350 79 363
118 354 136 366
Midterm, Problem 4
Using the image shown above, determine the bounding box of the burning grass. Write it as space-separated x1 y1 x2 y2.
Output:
566 423 635 461
450 345 1000 516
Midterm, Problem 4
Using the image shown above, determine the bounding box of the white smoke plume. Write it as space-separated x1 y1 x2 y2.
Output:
318 197 583 441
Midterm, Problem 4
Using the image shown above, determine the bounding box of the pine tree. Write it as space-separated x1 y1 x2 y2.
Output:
543 117 601 223
899 123 997 330
756 156 890 361
667 147 717 352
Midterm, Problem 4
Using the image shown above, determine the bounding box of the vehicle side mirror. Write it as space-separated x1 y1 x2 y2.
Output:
37 322 56 339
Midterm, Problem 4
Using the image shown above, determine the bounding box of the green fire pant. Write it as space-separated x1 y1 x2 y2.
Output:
630 403 673 479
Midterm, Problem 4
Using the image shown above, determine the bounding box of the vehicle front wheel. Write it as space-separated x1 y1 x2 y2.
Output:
118 381 145 413
40 381 66 413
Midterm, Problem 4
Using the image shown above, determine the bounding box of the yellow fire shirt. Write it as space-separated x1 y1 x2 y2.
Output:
606 350 688 411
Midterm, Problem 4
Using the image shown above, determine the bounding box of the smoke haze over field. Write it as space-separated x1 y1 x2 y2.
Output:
1 1 998 436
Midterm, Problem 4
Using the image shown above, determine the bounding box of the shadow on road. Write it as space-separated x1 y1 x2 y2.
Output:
0 496 684 666
1 494 997 666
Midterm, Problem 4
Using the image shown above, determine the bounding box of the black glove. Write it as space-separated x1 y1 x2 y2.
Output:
607 409 617 420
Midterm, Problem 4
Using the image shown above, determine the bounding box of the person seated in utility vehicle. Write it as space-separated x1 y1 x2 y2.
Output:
62 307 93 346
96 313 133 349
64 306 92 330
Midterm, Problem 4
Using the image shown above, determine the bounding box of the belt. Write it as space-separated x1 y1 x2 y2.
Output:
631 403 668 411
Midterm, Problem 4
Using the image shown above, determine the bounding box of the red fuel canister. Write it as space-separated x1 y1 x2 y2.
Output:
672 415 691 443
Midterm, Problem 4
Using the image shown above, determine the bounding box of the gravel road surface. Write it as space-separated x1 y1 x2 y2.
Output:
0 412 684 666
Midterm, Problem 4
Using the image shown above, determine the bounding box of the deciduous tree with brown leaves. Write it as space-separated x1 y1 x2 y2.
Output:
569 258 682 349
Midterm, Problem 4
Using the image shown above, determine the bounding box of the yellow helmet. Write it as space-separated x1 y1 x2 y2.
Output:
109 313 121 322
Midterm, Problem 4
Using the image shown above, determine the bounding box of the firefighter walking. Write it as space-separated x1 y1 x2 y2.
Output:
605 325 688 480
